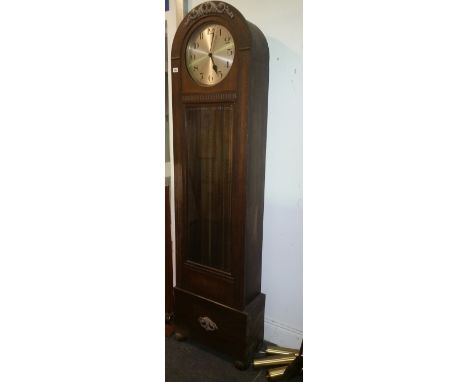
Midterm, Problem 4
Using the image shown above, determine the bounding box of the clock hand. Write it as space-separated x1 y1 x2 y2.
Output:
208 53 218 73
209 28 216 53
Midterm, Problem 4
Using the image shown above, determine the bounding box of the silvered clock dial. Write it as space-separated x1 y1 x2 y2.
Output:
186 24 235 86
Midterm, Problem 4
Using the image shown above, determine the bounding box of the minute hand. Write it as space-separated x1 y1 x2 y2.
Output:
209 29 216 52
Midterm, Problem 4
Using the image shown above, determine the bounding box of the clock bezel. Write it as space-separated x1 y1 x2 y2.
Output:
180 15 240 90
185 22 236 87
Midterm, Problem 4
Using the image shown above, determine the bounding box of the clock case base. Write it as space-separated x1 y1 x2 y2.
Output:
173 286 265 365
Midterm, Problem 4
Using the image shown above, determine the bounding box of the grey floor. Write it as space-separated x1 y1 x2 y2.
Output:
165 333 303 382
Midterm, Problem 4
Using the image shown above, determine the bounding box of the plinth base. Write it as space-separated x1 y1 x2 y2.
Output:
173 287 265 366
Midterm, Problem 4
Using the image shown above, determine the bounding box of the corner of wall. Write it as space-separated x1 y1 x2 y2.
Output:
264 316 303 349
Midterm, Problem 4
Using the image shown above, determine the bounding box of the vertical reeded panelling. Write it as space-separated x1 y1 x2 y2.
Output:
184 104 234 273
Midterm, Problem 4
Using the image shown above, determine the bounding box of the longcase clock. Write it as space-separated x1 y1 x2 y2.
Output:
170 1 269 368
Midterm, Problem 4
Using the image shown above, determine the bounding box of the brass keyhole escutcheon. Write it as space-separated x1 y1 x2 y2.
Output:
198 316 218 331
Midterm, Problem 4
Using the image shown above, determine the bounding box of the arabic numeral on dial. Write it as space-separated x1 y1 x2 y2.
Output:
217 71 223 78
200 72 204 79
193 65 198 71
224 36 231 43
193 42 199 49
227 48 233 55
226 61 230 68
199 32 203 40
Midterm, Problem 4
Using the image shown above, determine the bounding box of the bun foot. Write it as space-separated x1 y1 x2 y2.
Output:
234 360 249 370
174 331 187 341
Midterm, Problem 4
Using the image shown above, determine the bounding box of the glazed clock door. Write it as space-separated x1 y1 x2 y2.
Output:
184 103 234 273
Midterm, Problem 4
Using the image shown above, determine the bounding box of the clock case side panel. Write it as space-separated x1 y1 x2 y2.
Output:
243 22 269 305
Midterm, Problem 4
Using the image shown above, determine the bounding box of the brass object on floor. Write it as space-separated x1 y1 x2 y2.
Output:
253 354 296 368
266 365 287 379
265 345 300 356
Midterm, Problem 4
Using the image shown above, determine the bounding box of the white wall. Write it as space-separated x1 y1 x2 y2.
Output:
178 0 303 348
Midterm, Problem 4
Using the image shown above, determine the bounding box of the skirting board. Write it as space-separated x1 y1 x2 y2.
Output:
264 317 303 349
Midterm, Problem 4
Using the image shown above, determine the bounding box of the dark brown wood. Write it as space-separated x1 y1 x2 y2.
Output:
165 185 174 314
171 1 269 364
184 104 234 272
174 286 265 363
174 331 187 341
165 324 175 337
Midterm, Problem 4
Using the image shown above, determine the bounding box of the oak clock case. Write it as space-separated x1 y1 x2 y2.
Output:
171 1 269 369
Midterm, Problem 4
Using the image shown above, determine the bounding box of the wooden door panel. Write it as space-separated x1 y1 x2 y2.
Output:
184 104 234 273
